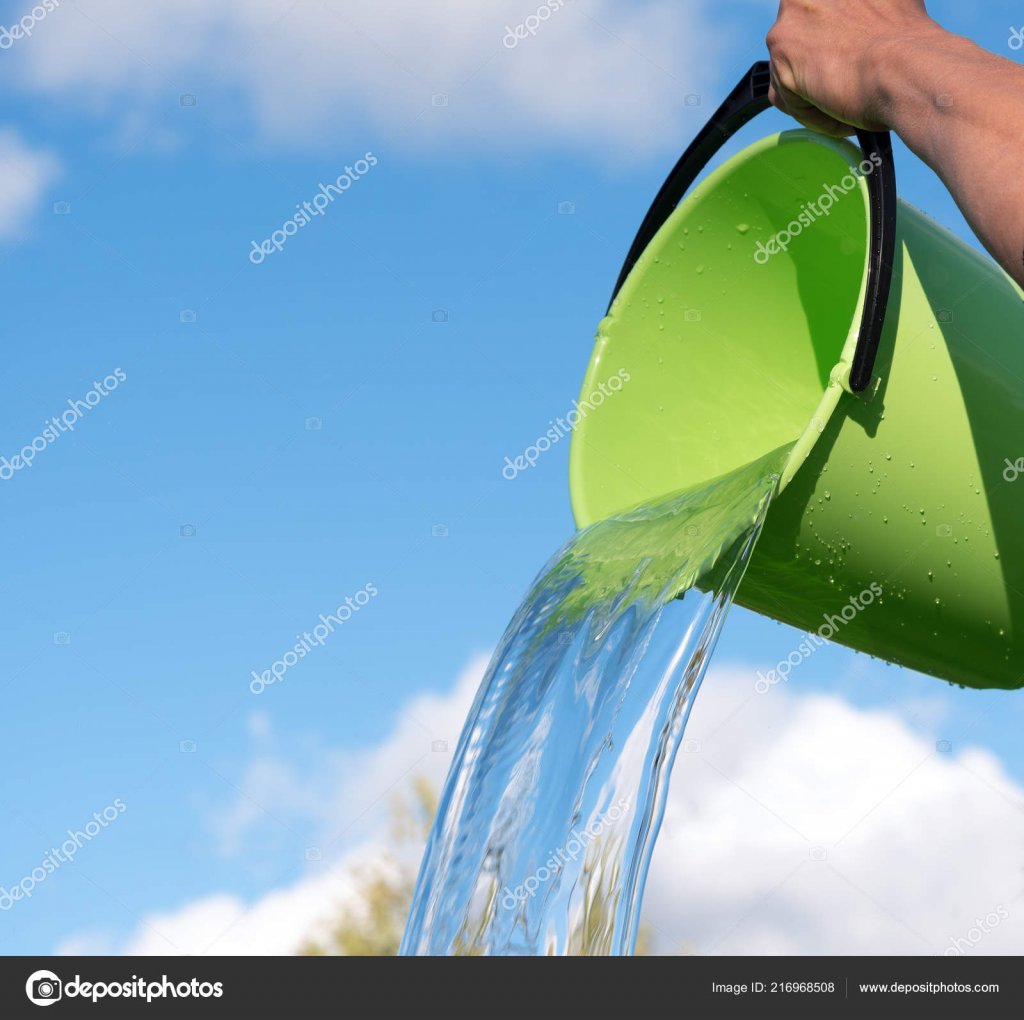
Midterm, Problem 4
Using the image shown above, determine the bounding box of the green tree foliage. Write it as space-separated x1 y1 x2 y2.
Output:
300 776 436 957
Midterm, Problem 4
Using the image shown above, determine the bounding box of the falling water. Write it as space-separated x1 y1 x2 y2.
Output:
401 447 789 956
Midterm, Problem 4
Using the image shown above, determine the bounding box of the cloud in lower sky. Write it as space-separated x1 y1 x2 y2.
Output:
57 655 1024 956
207 656 484 863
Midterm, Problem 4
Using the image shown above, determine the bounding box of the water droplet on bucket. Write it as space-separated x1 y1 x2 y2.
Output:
736 223 750 234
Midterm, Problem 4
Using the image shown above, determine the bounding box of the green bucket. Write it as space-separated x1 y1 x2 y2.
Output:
569 64 1024 690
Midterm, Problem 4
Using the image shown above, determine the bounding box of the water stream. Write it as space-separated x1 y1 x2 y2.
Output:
401 447 789 956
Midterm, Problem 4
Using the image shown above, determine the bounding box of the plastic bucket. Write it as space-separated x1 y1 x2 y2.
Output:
569 69 1024 690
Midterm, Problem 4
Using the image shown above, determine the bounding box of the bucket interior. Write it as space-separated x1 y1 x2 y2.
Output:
570 131 872 527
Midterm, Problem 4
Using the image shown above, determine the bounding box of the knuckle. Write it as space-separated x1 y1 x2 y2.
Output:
765 26 786 59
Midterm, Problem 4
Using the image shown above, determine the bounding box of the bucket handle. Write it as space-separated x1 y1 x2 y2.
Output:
609 61 897 393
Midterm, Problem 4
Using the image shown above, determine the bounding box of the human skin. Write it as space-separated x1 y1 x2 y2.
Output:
766 0 1024 287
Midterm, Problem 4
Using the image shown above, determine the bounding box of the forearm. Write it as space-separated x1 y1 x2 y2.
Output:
767 0 1024 287
874 26 1024 287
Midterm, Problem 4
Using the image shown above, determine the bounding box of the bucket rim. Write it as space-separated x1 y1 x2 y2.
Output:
569 129 877 527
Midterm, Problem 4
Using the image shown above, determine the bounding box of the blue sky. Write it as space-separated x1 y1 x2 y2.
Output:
1 0 1023 956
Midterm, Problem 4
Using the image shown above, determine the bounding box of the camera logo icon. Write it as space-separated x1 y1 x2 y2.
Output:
26 970 62 1006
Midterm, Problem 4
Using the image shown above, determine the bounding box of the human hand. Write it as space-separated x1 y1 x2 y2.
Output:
766 0 939 136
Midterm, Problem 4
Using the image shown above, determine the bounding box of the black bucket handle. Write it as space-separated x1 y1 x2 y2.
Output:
609 61 897 393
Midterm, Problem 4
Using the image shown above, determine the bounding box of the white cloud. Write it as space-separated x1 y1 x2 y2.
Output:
57 657 488 957
57 655 1024 956
59 852 399 956
208 655 486 861
645 670 1024 955
0 0 728 159
0 129 60 239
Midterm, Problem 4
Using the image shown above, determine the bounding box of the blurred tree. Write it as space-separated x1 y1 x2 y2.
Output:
300 776 436 957
300 776 655 956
